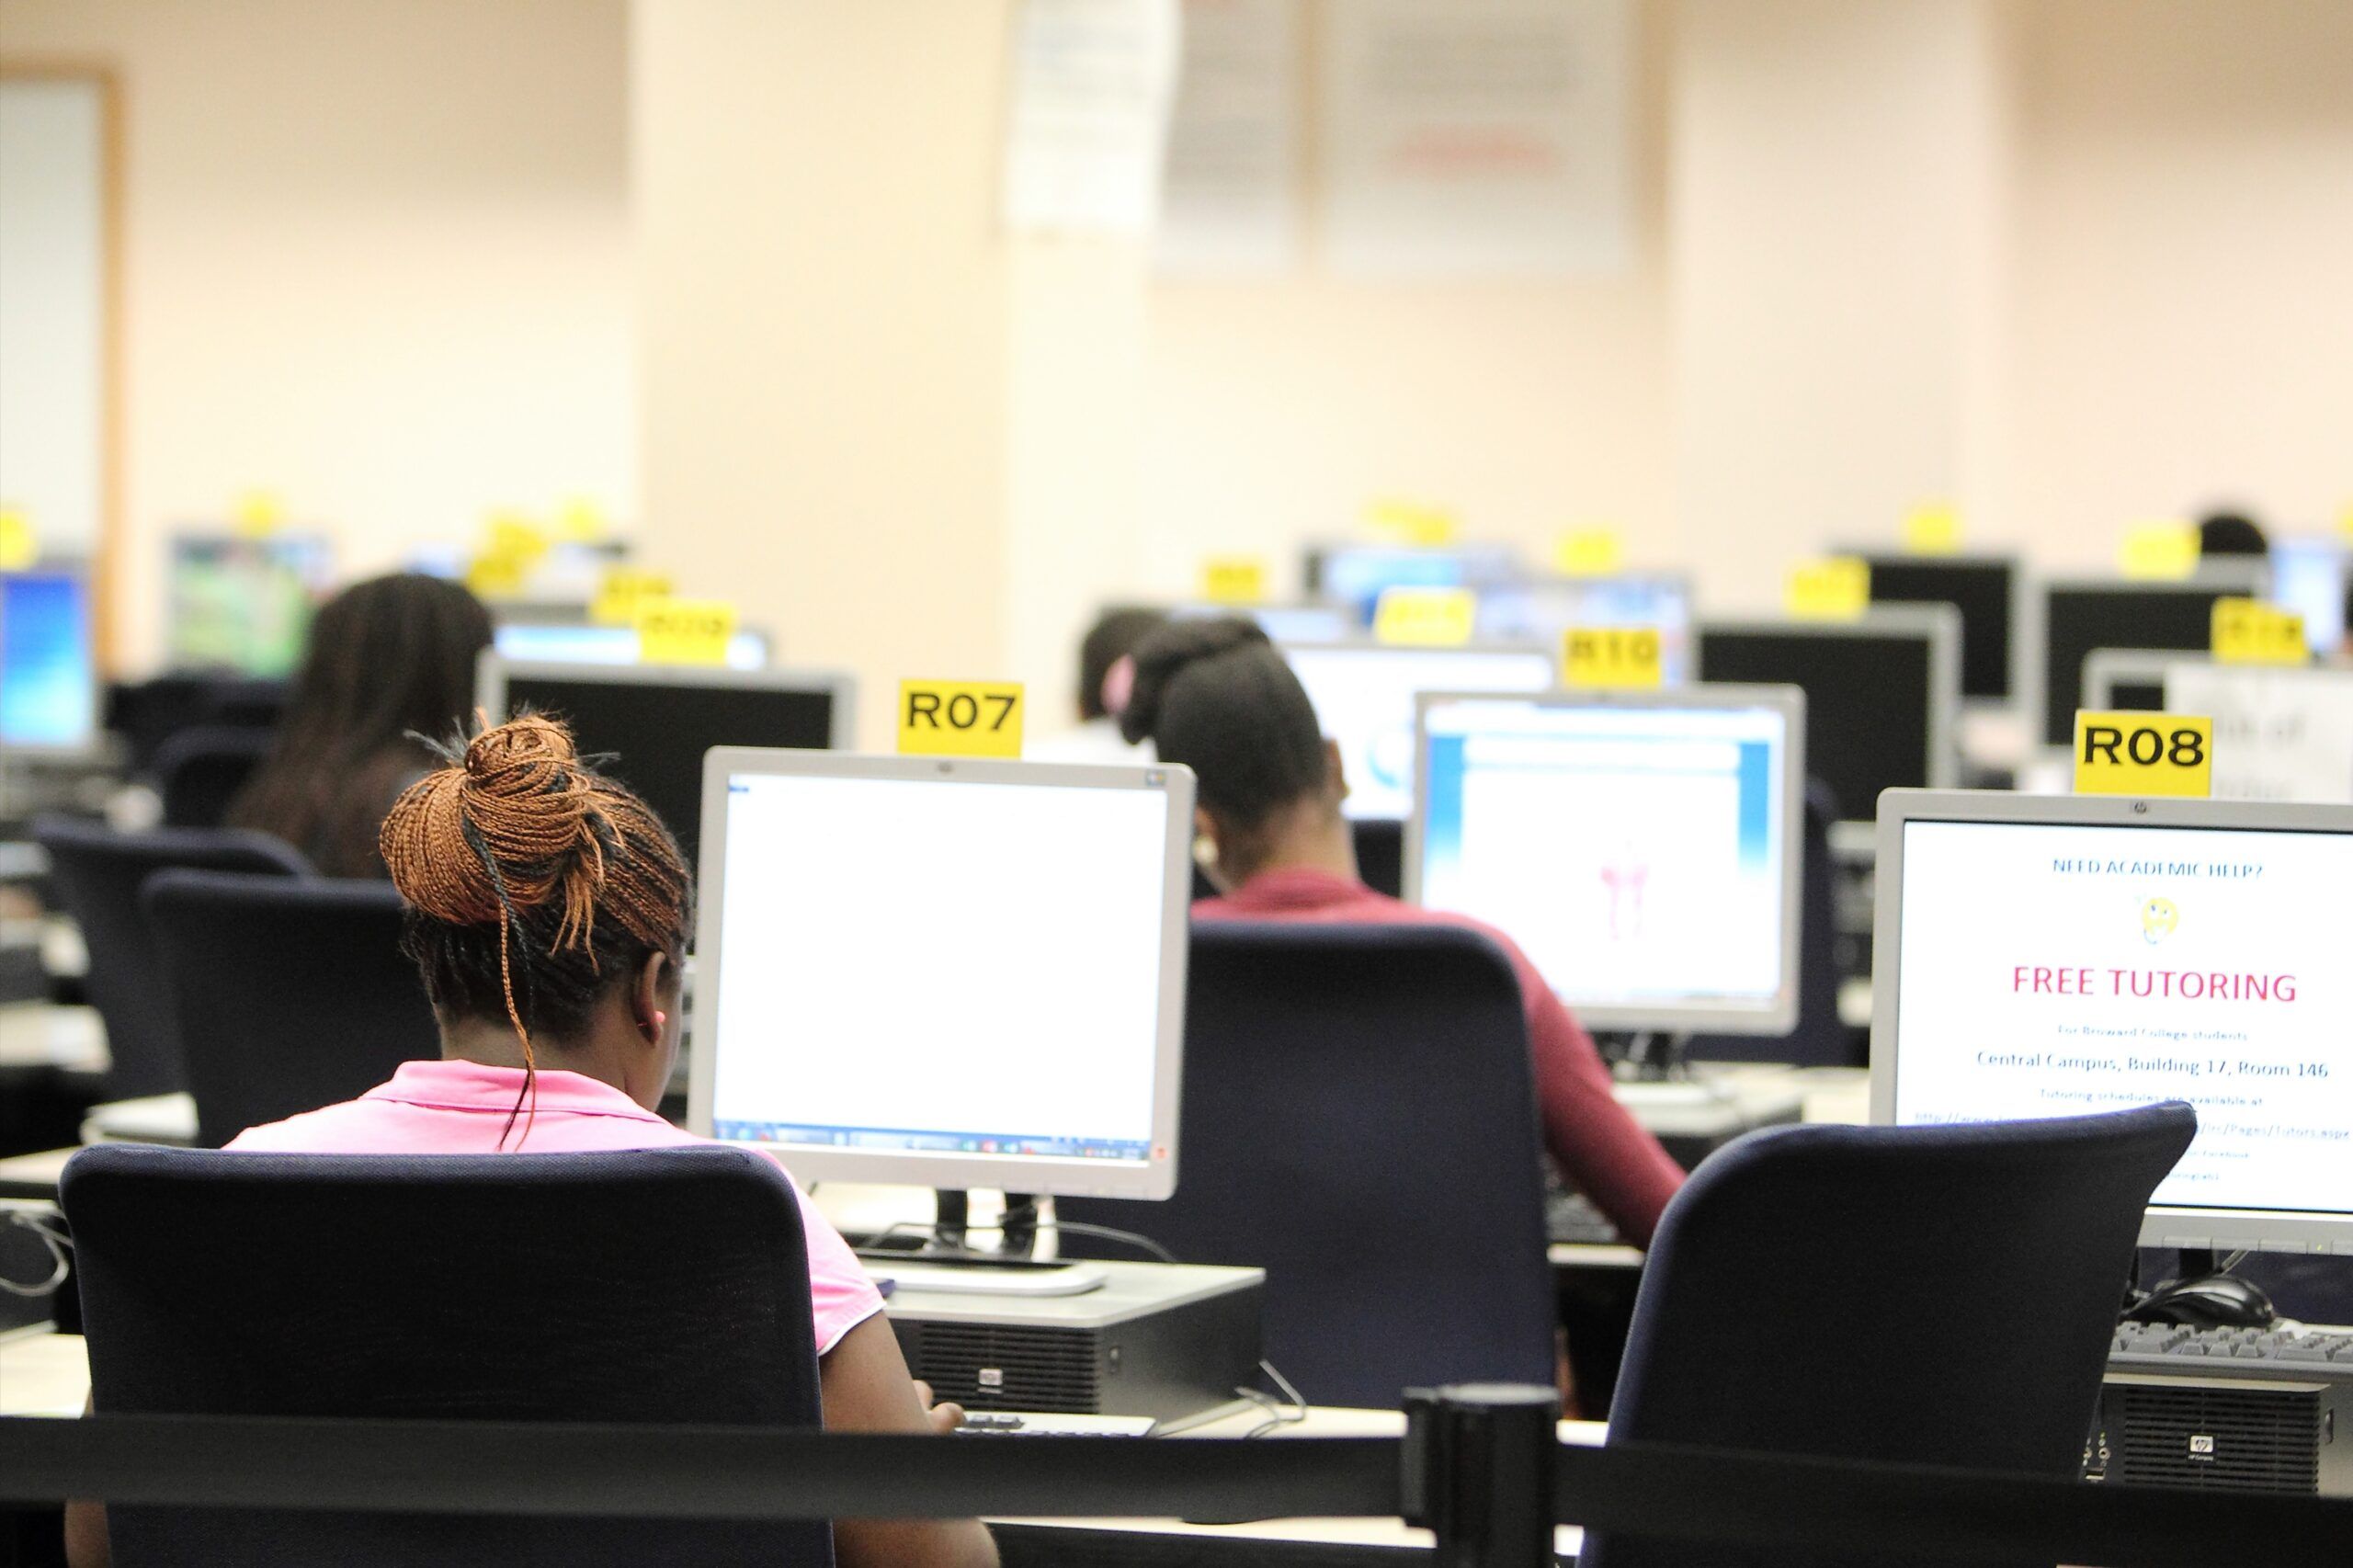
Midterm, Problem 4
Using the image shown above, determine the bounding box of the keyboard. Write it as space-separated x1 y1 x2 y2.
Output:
2109 1321 2353 1372
953 1411 1159 1437
1547 1190 1626 1247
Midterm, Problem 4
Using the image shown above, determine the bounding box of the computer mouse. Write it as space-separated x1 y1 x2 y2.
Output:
2132 1274 2278 1329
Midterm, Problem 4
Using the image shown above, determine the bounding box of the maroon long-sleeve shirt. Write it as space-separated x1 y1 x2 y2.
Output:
1194 865 1686 1245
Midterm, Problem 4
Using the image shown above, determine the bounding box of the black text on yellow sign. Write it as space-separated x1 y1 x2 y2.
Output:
1371 585 1476 647
633 598 737 665
2072 711 2212 799
2211 597 2307 666
1563 627 1664 689
898 681 1025 759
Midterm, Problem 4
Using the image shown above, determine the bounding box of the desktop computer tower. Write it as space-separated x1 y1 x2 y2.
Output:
2089 1369 2352 1496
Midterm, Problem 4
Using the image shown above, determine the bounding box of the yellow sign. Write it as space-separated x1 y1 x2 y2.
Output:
2211 597 2307 666
1902 502 1962 556
1784 557 1870 620
2072 712 2212 798
484 511 550 562
1364 498 1459 548
592 567 675 626
1199 556 1267 607
1372 585 1477 647
1552 529 1624 576
0 506 36 571
1563 627 1664 689
233 490 285 540
554 496 608 542
634 597 736 666
898 680 1025 758
2119 520 2199 581
464 551 529 598
2339 503 2353 546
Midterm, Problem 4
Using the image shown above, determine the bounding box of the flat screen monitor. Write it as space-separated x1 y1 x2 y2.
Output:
1694 606 1960 824
1305 544 1522 626
1472 574 1693 681
1409 687 1805 1035
2038 568 2266 747
0 569 99 754
2081 649 2199 717
2269 537 2346 656
165 532 334 676
1279 641 1557 821
492 621 772 670
688 753 1195 1199
476 656 854 869
1870 789 2353 1256
1855 552 2018 702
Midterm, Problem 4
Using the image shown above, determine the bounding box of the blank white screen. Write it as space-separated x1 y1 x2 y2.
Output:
1283 645 1556 819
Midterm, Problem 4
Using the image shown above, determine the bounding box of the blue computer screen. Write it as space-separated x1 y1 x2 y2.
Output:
0 571 98 750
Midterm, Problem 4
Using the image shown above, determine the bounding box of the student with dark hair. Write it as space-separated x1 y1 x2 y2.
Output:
1029 606 1167 762
2198 511 2269 560
227 572 494 878
64 717 999 1568
1120 617 1685 1244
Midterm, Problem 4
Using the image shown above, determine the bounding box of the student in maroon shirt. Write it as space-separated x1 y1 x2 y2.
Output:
1119 616 1685 1244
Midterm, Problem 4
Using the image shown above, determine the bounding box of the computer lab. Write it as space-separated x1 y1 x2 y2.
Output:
3 4 2350 1564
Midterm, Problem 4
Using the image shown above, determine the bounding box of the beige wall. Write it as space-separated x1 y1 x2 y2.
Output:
0 0 632 671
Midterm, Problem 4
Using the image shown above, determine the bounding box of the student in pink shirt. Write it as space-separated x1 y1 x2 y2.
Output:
67 715 995 1568
1117 617 1686 1245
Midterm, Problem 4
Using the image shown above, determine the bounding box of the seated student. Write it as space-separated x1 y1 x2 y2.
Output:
72 716 996 1568
1026 606 1165 763
227 572 494 878
1119 617 1685 1245
2197 510 2269 561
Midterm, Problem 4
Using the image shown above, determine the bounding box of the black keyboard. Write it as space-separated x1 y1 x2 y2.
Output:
1547 1191 1625 1247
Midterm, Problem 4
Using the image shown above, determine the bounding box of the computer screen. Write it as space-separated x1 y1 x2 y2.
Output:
1871 790 2353 1254
1279 642 1557 820
2268 538 2346 656
166 533 334 676
0 570 98 753
2039 570 2265 747
1409 688 1804 1034
1694 607 1958 824
1857 553 2017 701
1472 574 1693 681
492 621 772 670
689 753 1194 1199
477 657 852 869
2080 649 2195 717
1305 544 1522 626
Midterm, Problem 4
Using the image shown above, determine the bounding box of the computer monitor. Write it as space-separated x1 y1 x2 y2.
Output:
2081 648 2200 716
165 532 334 676
2268 537 2346 656
2037 566 2267 747
1472 574 1694 682
1853 552 2019 703
1408 687 1805 1035
0 569 99 755
1279 641 1558 821
1154 601 1356 645
688 752 1195 1200
1304 544 1522 626
491 621 772 670
1694 606 1961 825
1870 789 2353 1256
476 656 854 869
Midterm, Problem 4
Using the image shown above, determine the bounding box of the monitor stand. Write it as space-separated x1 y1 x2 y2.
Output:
855 1189 1108 1298
1601 1030 1694 1081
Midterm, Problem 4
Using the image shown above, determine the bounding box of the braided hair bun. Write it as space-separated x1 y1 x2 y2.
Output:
1118 615 1328 829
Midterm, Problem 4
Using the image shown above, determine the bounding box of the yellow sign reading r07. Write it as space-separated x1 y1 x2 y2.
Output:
898 681 1025 758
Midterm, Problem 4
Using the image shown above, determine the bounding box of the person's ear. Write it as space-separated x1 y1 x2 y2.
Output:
1192 804 1221 863
632 951 671 1049
1323 737 1349 803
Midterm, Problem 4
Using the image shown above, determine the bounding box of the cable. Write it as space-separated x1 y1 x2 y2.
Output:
0 1210 72 1299
1235 1358 1309 1439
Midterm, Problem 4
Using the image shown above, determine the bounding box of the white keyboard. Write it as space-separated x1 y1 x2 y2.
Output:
953 1411 1157 1437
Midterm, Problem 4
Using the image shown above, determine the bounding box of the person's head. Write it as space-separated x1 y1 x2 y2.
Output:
2199 512 2269 559
1119 616 1347 889
379 714 692 1132
1077 608 1168 722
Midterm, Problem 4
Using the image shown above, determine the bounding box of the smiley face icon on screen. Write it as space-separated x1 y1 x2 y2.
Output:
2142 897 2179 945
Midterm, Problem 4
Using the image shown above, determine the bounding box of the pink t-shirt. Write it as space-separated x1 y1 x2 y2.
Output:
225 1059 884 1355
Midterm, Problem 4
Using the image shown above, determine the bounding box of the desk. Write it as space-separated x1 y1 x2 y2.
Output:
0 1147 74 1202
0 1004 105 1078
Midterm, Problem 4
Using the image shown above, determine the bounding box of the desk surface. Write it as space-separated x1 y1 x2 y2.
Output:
0 1002 105 1074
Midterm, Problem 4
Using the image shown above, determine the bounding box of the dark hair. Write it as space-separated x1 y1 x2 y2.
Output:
228 573 494 878
1120 616 1327 831
2199 512 2269 559
381 715 692 1140
1078 608 1169 721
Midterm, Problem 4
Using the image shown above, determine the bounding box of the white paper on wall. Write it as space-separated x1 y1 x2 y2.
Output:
2165 664 2353 804
1004 0 1184 237
1154 0 1302 276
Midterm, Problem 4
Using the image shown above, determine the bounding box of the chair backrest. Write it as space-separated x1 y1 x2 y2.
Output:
106 675 287 773
1350 817 1404 899
62 1143 833 1567
142 869 438 1146
1688 778 1853 1067
1058 921 1555 1408
33 817 312 1101
149 725 277 830
1581 1103 2197 1568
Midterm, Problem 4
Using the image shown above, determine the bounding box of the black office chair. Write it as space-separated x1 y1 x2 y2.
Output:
147 725 276 829
1351 818 1404 899
1688 779 1854 1067
32 818 312 1102
104 674 287 774
1059 922 1556 1408
62 1144 834 1567
142 869 438 1146
1580 1102 2196 1568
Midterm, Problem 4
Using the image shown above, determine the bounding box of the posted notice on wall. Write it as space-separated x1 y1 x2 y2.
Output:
1890 820 2352 1218
1317 0 1632 277
1004 0 1182 236
1154 0 1301 275
2164 664 2353 805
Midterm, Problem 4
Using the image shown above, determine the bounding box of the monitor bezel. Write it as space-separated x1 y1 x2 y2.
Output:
1694 604 1963 817
489 621 775 671
1405 683 1808 1037
1849 551 2025 711
0 566 105 759
2080 647 2210 713
686 749 1198 1201
2031 564 2269 749
475 653 858 750
1870 787 2353 1255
